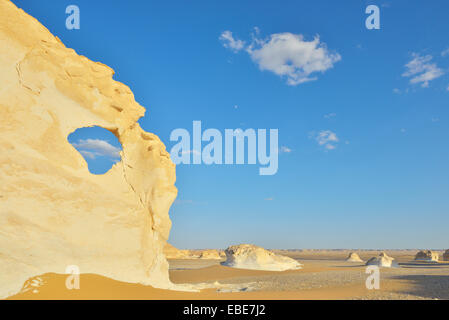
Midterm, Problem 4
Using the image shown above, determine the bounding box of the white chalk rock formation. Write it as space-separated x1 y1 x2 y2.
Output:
0 0 177 299
346 252 363 263
198 250 223 260
443 250 449 262
221 244 302 271
365 252 399 268
414 250 439 262
164 243 195 259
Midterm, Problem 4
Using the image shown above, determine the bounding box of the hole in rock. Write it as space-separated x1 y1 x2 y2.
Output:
68 126 123 175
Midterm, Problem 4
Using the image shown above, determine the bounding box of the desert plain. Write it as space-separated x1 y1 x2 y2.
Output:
9 249 449 300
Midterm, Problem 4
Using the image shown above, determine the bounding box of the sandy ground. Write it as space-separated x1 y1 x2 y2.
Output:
8 250 449 300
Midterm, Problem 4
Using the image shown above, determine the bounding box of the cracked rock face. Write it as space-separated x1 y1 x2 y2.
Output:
0 0 177 298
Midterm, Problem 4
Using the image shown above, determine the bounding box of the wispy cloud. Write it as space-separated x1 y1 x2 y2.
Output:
220 29 341 86
219 31 245 53
264 197 274 201
441 48 449 57
402 53 444 87
313 130 339 150
72 139 121 159
279 146 292 153
324 112 336 119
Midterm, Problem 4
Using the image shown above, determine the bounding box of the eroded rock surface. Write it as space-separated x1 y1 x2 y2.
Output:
414 250 439 262
0 0 177 298
164 243 196 259
222 244 302 271
198 249 224 260
346 252 363 263
443 250 449 262
366 252 399 268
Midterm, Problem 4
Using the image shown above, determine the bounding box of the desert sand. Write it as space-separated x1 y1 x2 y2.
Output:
8 250 449 300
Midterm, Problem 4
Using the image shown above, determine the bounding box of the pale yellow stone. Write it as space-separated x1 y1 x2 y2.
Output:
0 0 177 298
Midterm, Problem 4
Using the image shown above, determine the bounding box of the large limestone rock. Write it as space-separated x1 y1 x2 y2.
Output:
0 0 177 298
346 252 363 263
443 250 449 261
221 244 302 271
414 250 439 262
366 252 399 268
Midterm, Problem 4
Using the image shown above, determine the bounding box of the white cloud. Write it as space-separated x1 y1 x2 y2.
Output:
393 88 401 94
279 146 292 153
72 139 121 159
219 31 245 53
220 29 341 86
79 150 96 159
402 53 444 87
441 48 449 57
314 130 339 150
247 33 341 85
324 112 336 119
264 197 274 201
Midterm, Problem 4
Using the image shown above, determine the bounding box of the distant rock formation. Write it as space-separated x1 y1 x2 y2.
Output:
164 243 195 259
198 249 224 260
443 250 449 261
164 245 225 260
0 0 177 298
221 244 302 271
365 252 399 268
415 250 439 262
346 252 363 262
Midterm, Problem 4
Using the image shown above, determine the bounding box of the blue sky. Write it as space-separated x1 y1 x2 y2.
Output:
14 0 449 249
